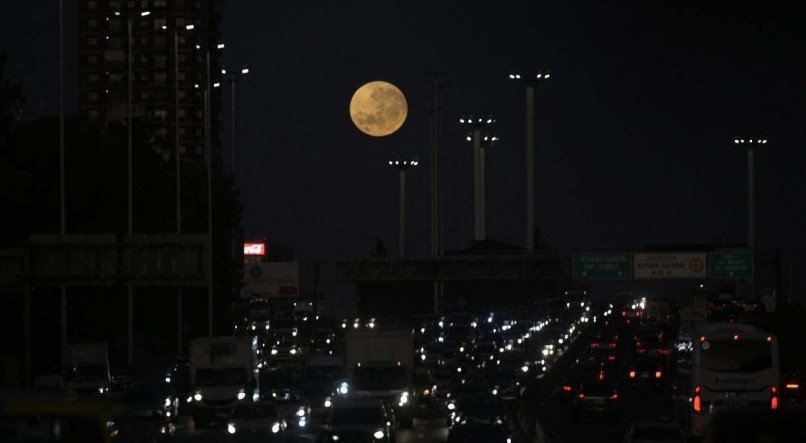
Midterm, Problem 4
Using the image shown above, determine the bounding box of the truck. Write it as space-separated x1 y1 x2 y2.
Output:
188 336 259 428
345 329 414 426
63 342 110 394
684 322 779 437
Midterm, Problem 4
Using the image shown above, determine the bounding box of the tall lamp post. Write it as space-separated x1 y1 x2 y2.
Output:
508 71 551 251
459 116 495 242
220 65 250 177
388 158 419 256
734 137 767 287
477 133 500 238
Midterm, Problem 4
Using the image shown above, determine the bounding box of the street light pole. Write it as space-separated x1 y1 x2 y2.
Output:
734 138 767 288
479 133 499 241
231 78 236 176
509 71 551 250
126 15 134 367
460 116 495 242
205 49 214 338
173 29 184 355
58 0 67 378
388 159 419 256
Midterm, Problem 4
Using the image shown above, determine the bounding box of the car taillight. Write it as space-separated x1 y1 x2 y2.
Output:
655 371 662 379
591 343 600 348
628 370 636 379
658 348 668 355
608 355 616 361
598 370 605 381
562 385 572 392
693 386 702 414
611 393 619 400
771 386 779 410
578 393 585 400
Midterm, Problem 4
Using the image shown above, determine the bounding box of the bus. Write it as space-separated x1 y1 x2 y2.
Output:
688 323 779 437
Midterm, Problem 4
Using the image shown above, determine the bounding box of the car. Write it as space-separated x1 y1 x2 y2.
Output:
635 334 669 358
573 381 620 422
447 421 511 443
623 421 684 442
324 397 395 442
625 357 666 391
226 401 287 435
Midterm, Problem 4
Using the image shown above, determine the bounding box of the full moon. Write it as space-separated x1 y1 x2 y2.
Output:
349 81 408 137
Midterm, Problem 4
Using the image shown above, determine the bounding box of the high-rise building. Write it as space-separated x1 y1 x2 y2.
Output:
78 0 223 159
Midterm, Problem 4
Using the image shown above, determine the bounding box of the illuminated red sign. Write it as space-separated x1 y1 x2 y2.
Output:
243 243 266 256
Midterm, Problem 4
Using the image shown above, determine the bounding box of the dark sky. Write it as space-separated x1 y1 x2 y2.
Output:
2 1 804 294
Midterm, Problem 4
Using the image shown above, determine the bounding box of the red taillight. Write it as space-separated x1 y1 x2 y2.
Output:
608 355 616 361
562 385 572 392
766 336 773 342
608 343 617 349
771 386 777 394
628 370 636 378
733 334 740 341
655 371 662 379
636 311 642 317
622 310 627 317
693 395 702 413
658 348 668 355
699 336 706 342
578 393 585 400
598 370 604 381
771 396 779 410
611 393 619 400
785 383 800 390
591 343 600 348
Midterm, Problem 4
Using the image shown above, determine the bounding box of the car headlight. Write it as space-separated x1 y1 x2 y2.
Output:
339 382 349 395
271 422 281 433
237 391 246 400
290 348 297 355
227 423 236 434
271 349 278 355
447 402 455 410
324 398 332 408
186 396 192 403
298 418 307 427
332 435 340 441
193 393 202 401
164 397 171 408
296 407 306 417
373 430 385 440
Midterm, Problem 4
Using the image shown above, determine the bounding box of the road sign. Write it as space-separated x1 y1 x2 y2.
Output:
709 251 753 278
573 254 631 279
634 253 707 279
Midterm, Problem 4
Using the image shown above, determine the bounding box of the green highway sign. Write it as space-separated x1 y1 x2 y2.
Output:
573 254 631 279
709 251 753 278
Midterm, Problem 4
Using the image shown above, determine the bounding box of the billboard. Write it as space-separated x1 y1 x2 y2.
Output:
633 253 707 279
243 262 299 298
243 242 266 256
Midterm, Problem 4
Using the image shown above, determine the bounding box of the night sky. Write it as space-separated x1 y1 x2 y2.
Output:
2 1 804 297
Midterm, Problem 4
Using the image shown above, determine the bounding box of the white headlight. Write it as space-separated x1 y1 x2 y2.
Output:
447 402 455 410
164 397 171 407
193 393 202 401
290 348 298 355
373 430 385 439
324 399 332 408
237 391 246 400
271 349 278 355
271 422 281 433
227 424 236 434
296 408 306 417
339 383 348 395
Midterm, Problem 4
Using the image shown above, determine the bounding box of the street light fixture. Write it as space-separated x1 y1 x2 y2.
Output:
459 116 495 242
388 157 419 256
221 64 250 176
508 69 551 250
